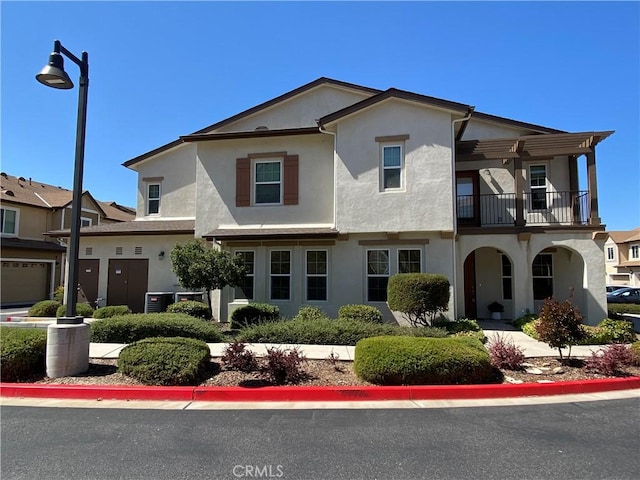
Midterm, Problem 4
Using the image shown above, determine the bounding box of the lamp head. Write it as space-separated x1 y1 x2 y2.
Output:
36 51 74 89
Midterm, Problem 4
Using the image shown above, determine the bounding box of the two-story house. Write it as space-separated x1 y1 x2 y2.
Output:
1 173 135 306
604 228 640 287
49 78 612 323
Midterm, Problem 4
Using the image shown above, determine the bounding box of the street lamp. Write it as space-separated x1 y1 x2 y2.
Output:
36 40 89 325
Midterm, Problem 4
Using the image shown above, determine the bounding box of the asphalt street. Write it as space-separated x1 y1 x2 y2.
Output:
2 398 639 480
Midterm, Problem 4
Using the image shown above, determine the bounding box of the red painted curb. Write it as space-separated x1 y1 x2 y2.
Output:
2 377 639 402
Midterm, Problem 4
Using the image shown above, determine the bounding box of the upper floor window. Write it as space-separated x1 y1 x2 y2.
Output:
606 246 615 262
255 160 282 204
0 207 18 235
631 244 640 260
147 183 161 215
81 217 93 227
529 165 548 210
381 145 403 190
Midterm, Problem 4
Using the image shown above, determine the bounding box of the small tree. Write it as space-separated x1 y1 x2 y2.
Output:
535 292 587 362
170 240 246 316
387 273 450 327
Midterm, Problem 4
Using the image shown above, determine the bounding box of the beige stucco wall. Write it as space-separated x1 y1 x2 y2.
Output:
461 119 531 140
134 144 197 219
79 234 195 306
0 203 51 240
334 100 455 233
215 85 373 133
194 134 335 237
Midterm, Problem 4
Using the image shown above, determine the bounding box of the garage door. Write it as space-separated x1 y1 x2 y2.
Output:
1 260 50 305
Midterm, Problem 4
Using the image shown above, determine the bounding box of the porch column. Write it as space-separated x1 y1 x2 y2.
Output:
586 150 601 225
514 157 526 227
568 155 581 224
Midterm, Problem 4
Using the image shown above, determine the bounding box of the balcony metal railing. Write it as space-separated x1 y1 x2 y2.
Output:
457 190 590 226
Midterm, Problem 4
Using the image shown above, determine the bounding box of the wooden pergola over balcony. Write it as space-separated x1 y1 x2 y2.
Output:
456 131 614 228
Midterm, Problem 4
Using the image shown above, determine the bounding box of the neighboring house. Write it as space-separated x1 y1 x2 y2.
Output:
604 228 640 287
0 173 135 306
48 78 612 323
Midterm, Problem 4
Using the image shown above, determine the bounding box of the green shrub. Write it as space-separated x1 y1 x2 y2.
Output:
535 296 587 361
580 319 637 345
89 313 223 343
510 314 538 330
387 273 450 327
607 303 640 317
433 317 481 333
93 305 132 319
338 304 384 323
118 337 210 386
28 300 61 317
630 341 640 365
354 336 495 385
166 301 211 320
230 303 280 329
293 305 328 322
522 319 541 340
52 285 64 303
56 303 95 318
0 327 47 382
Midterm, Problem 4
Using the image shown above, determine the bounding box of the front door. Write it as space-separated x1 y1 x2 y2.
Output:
456 171 480 227
463 252 477 318
78 259 99 306
107 259 149 313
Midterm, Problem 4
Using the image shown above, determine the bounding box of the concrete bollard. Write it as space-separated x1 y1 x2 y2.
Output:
46 323 90 378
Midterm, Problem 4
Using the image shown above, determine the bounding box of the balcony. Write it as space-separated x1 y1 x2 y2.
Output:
457 190 590 227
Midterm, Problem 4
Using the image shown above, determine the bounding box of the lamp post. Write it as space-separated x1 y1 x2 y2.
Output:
36 40 91 378
36 40 89 325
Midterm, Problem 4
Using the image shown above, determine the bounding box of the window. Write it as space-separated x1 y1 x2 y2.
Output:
270 250 291 300
235 251 255 300
147 183 161 215
606 246 615 262
398 249 421 273
532 253 553 300
367 250 390 302
255 160 282 204
502 255 513 300
81 217 92 227
529 165 547 210
306 250 328 301
382 145 403 190
631 245 640 260
0 207 17 234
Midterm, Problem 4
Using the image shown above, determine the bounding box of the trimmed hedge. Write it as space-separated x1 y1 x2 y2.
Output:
0 327 47 382
519 316 636 345
354 335 496 385
166 301 211 320
28 300 61 317
237 317 449 346
230 303 280 329
89 313 223 343
293 305 328 321
387 273 450 327
93 305 132 319
118 337 210 386
338 304 384 323
56 303 94 318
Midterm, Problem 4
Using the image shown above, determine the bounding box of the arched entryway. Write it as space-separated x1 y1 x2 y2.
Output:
463 247 513 320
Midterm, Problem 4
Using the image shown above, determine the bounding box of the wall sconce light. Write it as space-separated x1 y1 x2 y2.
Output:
158 251 165 260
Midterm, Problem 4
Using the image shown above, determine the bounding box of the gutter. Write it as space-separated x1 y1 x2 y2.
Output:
450 107 475 319
318 124 338 230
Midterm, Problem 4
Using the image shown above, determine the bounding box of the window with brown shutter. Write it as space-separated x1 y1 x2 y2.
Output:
236 157 250 207
283 155 299 205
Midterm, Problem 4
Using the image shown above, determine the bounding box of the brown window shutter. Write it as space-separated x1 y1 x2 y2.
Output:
236 158 251 207
283 155 299 205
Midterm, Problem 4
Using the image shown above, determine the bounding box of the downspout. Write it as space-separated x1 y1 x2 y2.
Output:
318 123 338 229
450 107 475 320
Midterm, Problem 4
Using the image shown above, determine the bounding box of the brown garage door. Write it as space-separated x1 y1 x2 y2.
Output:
107 259 149 313
78 259 100 306
1 260 50 305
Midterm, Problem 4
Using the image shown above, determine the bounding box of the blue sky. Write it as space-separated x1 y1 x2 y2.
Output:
2 1 638 230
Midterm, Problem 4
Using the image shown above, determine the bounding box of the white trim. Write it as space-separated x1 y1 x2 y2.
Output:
532 252 554 300
365 248 390 303
305 249 329 302
379 143 405 192
146 182 161 215
630 244 640 260
81 216 93 227
397 248 422 273
606 246 616 263
254 158 283 206
528 163 549 211
233 250 255 301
